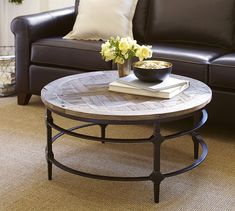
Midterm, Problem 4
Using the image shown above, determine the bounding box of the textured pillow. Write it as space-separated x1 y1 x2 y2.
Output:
64 0 139 40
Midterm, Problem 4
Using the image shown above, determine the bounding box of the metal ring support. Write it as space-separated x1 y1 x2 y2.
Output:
47 109 207 144
164 109 208 141
49 157 149 181
48 121 152 144
163 134 208 177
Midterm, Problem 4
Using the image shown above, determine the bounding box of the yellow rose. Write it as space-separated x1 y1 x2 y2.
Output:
127 37 137 46
103 48 115 61
135 48 143 61
141 46 151 58
115 56 125 64
119 38 130 53
136 45 152 61
101 41 110 51
124 53 129 59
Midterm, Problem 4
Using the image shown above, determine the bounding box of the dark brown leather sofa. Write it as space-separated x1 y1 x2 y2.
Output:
11 0 235 124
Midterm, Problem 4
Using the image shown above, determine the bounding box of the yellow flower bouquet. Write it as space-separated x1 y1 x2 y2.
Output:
101 36 152 64
100 36 152 77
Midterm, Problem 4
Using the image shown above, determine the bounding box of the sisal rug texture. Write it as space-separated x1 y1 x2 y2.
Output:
0 96 234 211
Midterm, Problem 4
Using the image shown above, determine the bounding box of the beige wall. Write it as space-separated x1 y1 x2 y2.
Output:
0 0 75 46
48 0 74 10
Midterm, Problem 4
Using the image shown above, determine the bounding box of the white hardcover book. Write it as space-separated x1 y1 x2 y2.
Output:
117 74 189 91
109 81 189 99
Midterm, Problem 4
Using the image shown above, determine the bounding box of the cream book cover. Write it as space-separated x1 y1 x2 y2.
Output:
109 81 189 99
117 74 189 91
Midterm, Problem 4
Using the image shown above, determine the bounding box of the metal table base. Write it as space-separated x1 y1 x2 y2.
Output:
45 109 208 203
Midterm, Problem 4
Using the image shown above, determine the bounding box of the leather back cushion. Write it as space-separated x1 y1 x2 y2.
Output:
75 0 150 42
75 0 80 14
146 0 235 48
133 0 150 42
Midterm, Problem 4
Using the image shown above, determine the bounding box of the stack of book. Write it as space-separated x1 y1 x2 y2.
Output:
109 74 190 99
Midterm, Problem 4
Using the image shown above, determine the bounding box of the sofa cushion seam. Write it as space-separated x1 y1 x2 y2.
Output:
210 63 235 68
32 44 101 52
153 56 209 65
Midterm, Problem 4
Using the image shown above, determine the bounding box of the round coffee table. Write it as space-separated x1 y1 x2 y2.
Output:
41 71 212 203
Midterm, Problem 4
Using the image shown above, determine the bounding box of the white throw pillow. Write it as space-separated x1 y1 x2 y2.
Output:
64 0 139 40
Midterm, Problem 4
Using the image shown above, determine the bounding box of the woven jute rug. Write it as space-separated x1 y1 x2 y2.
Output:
0 96 234 211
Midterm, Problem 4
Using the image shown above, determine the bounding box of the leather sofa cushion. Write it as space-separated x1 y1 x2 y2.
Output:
75 0 150 42
75 0 80 14
151 43 228 82
146 0 235 48
29 65 80 95
31 37 112 70
209 54 235 90
132 0 150 42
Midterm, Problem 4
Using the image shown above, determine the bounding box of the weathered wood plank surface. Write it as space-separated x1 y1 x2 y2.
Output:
41 71 212 121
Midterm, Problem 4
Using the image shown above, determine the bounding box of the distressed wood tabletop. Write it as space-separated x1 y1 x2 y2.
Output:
41 71 212 121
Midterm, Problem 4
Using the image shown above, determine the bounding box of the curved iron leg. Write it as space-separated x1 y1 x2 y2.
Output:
100 124 107 144
150 123 165 203
46 109 54 180
192 134 199 159
192 112 201 159
192 132 207 161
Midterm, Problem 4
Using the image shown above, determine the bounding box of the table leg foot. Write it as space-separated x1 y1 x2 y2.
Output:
154 182 160 203
47 161 52 180
150 171 164 203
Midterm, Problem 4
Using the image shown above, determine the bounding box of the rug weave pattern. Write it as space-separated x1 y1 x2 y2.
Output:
0 96 234 210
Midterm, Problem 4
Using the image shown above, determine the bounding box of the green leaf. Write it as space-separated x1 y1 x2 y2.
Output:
9 0 23 4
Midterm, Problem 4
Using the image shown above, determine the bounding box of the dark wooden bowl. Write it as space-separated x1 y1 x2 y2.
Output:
132 60 173 83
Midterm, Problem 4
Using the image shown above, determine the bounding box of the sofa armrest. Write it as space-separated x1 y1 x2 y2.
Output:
11 7 75 95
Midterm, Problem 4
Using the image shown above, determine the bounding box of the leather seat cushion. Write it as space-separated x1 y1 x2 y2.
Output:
29 65 82 95
209 53 235 90
151 43 228 82
31 37 112 70
146 0 235 48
